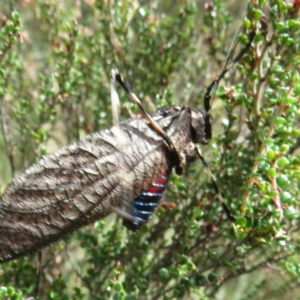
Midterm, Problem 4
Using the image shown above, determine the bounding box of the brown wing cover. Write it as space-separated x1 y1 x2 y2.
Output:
0 106 195 261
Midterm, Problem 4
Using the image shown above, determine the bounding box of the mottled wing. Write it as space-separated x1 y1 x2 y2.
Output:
0 119 169 262
0 106 194 261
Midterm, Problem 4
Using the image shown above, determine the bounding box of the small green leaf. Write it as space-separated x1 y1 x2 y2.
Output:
207 273 218 283
235 216 247 227
252 8 264 20
159 268 170 282
266 148 276 161
277 156 289 168
267 168 276 177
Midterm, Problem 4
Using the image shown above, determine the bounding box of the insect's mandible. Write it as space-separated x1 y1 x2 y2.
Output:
0 29 255 263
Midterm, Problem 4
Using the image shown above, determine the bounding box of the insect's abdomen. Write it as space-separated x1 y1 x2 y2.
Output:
123 173 169 230
0 106 195 262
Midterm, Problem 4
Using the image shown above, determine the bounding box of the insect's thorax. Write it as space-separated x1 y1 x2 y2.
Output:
119 105 208 230
149 105 208 161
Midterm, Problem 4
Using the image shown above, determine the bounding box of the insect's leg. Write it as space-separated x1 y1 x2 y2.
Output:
203 29 256 141
198 30 256 220
33 251 42 298
110 69 121 126
111 69 184 174
196 146 235 222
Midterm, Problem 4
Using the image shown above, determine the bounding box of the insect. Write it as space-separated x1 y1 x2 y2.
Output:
0 29 255 263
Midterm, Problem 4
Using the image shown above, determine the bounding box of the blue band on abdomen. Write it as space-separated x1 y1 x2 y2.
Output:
123 173 169 230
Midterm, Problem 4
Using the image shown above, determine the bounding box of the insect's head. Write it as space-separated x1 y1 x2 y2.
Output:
190 108 211 145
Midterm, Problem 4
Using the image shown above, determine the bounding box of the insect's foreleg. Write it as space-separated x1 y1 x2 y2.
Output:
215 29 256 88
203 29 256 142
111 69 184 174
196 146 235 222
110 69 121 126
33 251 42 298
111 69 170 139
198 30 256 221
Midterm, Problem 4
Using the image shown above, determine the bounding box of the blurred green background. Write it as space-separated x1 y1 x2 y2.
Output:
0 0 299 299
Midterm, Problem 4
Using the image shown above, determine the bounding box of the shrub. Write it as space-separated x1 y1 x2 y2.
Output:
0 1 299 299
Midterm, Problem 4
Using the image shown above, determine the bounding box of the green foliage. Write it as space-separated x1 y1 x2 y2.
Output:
0 0 299 299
